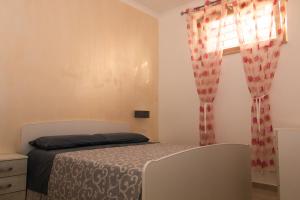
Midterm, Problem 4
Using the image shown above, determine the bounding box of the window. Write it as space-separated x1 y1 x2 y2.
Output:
205 2 287 55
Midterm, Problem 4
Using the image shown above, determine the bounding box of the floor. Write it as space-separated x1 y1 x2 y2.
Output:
252 187 279 200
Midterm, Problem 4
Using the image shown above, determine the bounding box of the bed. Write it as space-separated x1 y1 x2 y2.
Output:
20 120 251 200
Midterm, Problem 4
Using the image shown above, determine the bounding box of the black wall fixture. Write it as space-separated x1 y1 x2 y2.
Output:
134 110 150 118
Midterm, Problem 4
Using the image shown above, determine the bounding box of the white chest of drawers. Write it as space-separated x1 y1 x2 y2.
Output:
277 129 300 200
0 154 27 200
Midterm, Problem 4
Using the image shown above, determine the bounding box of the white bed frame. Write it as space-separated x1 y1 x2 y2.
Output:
20 120 251 200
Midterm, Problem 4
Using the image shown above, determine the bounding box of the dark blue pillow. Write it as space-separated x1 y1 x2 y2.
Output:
29 134 107 150
96 133 149 144
30 133 149 150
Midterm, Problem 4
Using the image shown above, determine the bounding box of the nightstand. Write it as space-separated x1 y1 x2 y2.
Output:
0 154 27 200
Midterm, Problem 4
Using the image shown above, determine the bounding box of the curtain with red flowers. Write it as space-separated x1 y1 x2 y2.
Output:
186 0 227 146
233 0 287 171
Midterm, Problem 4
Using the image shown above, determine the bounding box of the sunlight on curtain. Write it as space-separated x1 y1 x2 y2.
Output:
206 2 276 52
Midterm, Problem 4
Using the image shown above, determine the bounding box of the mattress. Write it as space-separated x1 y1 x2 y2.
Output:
27 143 194 200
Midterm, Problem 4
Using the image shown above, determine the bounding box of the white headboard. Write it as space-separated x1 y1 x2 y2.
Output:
20 120 129 154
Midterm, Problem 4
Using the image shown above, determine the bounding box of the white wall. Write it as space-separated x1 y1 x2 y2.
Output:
159 0 300 185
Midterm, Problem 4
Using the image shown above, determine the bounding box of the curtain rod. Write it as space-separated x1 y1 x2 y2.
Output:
181 0 221 16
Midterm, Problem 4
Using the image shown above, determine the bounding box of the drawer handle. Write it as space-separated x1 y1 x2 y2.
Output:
0 167 13 173
0 184 12 190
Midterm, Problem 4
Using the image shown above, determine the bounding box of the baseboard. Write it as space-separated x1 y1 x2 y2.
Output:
252 182 278 192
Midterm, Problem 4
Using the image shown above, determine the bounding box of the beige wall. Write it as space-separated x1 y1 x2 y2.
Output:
159 0 300 184
0 0 159 153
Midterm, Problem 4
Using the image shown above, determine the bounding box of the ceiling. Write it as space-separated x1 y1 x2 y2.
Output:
122 0 195 14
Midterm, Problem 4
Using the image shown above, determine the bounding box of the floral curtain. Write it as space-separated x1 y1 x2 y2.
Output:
186 0 227 145
233 0 287 171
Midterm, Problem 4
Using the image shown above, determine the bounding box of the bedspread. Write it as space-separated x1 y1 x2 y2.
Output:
46 143 193 200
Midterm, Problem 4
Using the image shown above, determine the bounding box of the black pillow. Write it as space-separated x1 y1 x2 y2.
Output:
96 132 149 144
29 134 107 150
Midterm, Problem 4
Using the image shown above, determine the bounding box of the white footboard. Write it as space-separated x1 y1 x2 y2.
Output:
142 144 251 200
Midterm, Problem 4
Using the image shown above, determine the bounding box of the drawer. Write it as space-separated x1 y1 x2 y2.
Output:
0 175 26 195
0 160 27 178
0 191 25 200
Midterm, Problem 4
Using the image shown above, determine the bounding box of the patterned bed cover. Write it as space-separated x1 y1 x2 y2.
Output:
26 143 194 200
